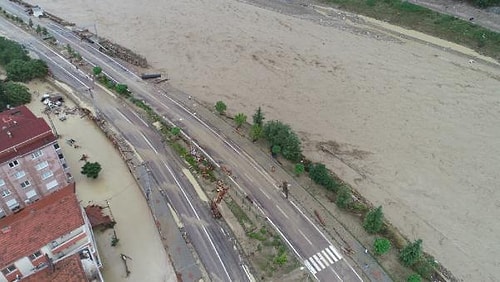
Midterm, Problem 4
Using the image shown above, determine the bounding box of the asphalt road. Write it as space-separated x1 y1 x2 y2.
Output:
0 2 365 280
0 10 252 282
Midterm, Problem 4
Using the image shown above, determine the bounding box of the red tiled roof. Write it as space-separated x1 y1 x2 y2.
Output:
0 183 84 267
0 105 57 163
84 205 114 229
23 253 88 282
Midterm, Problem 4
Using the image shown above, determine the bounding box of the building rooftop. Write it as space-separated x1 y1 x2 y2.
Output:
23 253 88 282
0 183 83 267
0 105 57 163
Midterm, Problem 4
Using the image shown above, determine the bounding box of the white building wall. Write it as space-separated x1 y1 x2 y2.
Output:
15 257 33 276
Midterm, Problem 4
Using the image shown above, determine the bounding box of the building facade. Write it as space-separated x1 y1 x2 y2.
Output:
0 106 72 217
0 183 102 282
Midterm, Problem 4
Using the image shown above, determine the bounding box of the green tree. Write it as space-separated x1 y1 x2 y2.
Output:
27 59 48 78
249 124 262 142
363 206 384 234
81 162 102 179
2 82 31 107
215 100 227 115
5 59 31 82
274 253 287 266
271 144 281 155
28 18 33 28
92 66 102 76
234 113 247 128
336 186 352 209
400 239 423 267
0 37 29 65
170 127 181 139
66 43 73 56
115 83 128 95
252 106 265 126
407 274 422 282
309 163 332 186
41 27 48 35
414 256 437 279
262 120 302 162
373 238 391 255
294 163 305 176
35 24 41 34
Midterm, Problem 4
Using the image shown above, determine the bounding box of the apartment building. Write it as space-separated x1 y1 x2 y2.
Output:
0 106 72 217
0 183 102 282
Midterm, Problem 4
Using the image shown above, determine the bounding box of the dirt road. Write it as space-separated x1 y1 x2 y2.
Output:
30 0 500 280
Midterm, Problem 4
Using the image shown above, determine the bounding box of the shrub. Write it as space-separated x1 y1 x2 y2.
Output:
336 186 352 209
363 206 384 234
373 238 391 255
400 239 423 267
407 273 422 282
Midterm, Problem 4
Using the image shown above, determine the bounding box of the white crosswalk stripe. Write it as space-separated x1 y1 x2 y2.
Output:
325 247 339 262
313 254 326 269
308 256 321 272
322 250 334 264
329 245 343 261
303 245 343 275
304 260 317 275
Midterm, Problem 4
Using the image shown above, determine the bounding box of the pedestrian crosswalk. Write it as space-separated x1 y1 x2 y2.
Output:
304 245 343 275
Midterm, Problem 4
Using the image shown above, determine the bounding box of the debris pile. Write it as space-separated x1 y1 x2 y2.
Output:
98 38 148 67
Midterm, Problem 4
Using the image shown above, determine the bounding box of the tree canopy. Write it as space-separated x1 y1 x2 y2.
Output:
252 106 265 126
400 239 423 267
1 82 31 107
262 120 302 162
215 101 227 115
81 162 102 179
234 113 247 128
363 206 384 234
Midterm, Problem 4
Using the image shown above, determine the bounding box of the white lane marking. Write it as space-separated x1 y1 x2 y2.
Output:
304 260 317 275
115 109 133 124
312 254 325 270
298 229 313 246
140 132 158 154
325 247 339 263
244 172 255 183
161 160 231 281
329 245 343 261
321 250 334 264
131 110 149 127
257 187 270 199
308 257 321 273
276 205 289 219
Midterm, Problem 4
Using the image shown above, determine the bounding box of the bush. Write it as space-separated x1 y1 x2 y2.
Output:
400 239 423 267
407 273 422 282
336 186 352 209
81 162 102 179
373 238 391 255
413 256 437 279
262 120 302 162
363 206 384 234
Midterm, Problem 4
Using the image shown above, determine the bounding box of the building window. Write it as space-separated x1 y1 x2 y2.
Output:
0 179 4 186
35 161 49 171
6 199 19 211
31 150 43 159
14 170 26 179
62 163 68 169
8 160 19 168
46 180 58 190
0 209 5 219
29 250 43 260
1 265 16 275
58 153 64 160
1 189 11 198
42 171 53 180
20 180 31 188
54 143 60 150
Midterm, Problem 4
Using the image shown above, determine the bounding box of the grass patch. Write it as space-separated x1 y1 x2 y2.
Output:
225 198 254 231
324 0 500 61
